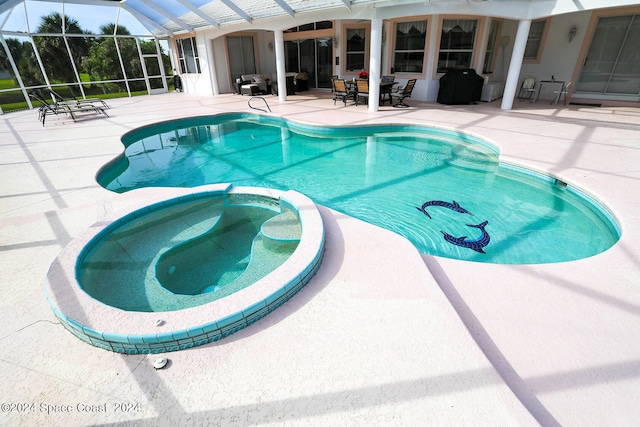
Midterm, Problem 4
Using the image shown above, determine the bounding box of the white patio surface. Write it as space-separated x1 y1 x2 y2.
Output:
0 91 639 426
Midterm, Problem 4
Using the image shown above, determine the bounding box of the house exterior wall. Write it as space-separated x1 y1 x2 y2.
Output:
518 11 593 101
173 1 640 106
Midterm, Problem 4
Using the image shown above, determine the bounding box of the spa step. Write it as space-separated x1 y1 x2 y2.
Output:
260 211 301 242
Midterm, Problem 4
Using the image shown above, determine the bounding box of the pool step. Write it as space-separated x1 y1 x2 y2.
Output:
260 211 301 242
207 210 302 296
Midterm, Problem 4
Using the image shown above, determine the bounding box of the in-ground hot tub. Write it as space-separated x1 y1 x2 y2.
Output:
45 184 324 354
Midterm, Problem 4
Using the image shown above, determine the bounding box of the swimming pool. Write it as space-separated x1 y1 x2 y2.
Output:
45 185 325 353
78 189 301 312
97 113 620 264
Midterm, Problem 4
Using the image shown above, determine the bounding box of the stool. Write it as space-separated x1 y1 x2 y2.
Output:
241 85 259 96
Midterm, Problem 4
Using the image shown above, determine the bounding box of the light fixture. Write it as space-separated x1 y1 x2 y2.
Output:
569 25 577 42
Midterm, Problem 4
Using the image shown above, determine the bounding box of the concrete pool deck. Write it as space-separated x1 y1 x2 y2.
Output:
1 91 639 425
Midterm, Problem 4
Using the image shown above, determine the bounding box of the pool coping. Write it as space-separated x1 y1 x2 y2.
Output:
44 184 325 354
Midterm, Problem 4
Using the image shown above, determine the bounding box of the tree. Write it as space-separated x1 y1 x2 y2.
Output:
1 38 46 87
99 23 131 37
83 23 145 92
0 38 22 73
33 13 88 84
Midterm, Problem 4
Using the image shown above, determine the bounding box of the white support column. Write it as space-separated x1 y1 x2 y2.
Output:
368 18 383 113
501 19 531 110
206 37 219 95
274 30 287 102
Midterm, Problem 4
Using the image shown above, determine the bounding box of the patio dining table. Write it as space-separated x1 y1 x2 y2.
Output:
346 80 398 105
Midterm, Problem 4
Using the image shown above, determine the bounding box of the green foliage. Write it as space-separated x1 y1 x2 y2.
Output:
34 13 89 86
1 13 173 113
84 38 146 91
100 23 131 36
0 38 22 72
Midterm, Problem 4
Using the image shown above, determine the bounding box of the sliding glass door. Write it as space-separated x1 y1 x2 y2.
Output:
576 14 640 100
284 38 333 89
227 36 256 80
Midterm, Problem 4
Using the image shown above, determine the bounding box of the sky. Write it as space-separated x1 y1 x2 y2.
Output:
1 1 154 36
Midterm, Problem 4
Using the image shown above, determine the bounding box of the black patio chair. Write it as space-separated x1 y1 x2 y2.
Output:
333 78 355 106
391 79 416 108
330 75 338 92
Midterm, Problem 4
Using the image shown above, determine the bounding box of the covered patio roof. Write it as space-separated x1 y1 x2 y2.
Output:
2 0 627 37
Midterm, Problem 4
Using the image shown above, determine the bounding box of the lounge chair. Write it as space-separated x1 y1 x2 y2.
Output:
30 91 109 126
29 93 56 124
48 89 110 109
390 79 416 108
333 79 355 106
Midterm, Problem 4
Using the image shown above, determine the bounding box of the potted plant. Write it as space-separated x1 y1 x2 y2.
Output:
357 71 369 79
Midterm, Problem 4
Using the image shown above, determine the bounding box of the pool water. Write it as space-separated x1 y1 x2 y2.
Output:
97 113 620 264
78 192 300 312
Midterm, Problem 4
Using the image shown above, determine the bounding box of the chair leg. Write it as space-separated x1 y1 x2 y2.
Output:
392 97 409 108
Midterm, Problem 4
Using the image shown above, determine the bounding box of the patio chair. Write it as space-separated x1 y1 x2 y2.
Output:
390 79 416 108
552 81 572 105
333 79 355 106
518 77 536 101
48 88 110 109
355 79 369 106
330 75 339 92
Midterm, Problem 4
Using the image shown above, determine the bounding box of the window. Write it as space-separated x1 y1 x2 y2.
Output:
524 20 546 60
438 19 477 73
176 37 200 74
483 20 499 74
345 28 366 71
285 21 333 33
393 20 427 73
